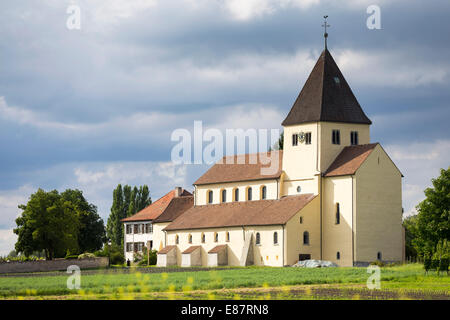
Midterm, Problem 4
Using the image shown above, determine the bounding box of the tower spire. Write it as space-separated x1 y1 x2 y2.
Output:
322 15 330 49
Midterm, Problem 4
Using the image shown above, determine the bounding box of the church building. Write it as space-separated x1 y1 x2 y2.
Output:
122 46 404 267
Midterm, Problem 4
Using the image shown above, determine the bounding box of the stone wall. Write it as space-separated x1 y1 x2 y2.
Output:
0 257 109 274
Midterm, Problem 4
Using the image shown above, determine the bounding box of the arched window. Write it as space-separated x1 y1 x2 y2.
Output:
261 186 267 200
175 235 179 245
377 252 382 260
226 232 230 242
337 252 340 260
221 189 227 203
303 231 309 245
234 188 239 202
255 232 261 245
335 203 340 225
247 187 252 201
188 234 192 244
299 216 303 224
208 190 213 204
273 232 278 245
214 232 218 243
201 233 205 243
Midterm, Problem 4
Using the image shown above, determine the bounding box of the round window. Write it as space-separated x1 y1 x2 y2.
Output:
297 186 301 193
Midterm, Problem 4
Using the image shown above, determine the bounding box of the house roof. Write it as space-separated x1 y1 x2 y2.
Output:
182 246 201 254
282 49 372 126
152 195 194 223
324 143 378 177
208 245 227 254
121 188 192 222
164 193 316 231
158 245 177 254
194 151 283 185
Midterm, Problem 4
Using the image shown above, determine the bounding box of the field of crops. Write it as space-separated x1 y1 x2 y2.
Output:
0 264 448 300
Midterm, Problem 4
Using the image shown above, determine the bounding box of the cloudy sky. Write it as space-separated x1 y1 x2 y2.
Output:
0 0 449 255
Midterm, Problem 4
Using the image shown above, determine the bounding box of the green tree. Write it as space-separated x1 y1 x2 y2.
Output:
413 167 450 256
61 189 106 253
269 131 284 151
403 215 419 259
14 189 80 260
106 184 152 247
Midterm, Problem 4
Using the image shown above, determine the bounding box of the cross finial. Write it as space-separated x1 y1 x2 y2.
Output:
322 15 330 49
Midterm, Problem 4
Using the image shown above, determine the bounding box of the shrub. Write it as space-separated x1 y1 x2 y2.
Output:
110 251 124 265
370 261 385 267
65 255 79 260
438 258 449 273
78 252 96 259
134 248 157 266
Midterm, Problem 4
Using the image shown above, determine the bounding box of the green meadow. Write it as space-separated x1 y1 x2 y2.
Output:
0 264 448 300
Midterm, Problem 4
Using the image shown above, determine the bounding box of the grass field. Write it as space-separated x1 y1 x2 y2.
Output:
0 264 448 300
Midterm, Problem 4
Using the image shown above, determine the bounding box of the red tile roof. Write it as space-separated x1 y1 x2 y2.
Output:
182 246 201 254
324 143 378 177
158 245 177 254
164 194 316 231
208 245 227 254
194 151 283 185
121 188 192 222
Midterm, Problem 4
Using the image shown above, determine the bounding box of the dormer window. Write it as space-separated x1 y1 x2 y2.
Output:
351 131 359 145
332 130 340 145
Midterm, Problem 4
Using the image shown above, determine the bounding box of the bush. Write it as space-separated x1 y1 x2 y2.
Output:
65 255 79 260
135 248 157 266
438 258 449 273
370 261 385 267
78 252 96 259
110 251 125 265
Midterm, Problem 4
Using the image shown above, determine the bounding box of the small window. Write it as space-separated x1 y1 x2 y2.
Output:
188 234 192 244
377 252 382 260
214 232 219 243
332 130 341 145
201 233 205 243
134 224 139 234
221 189 227 203
175 235 179 245
300 216 303 224
208 190 213 204
305 132 312 145
334 76 340 84
256 232 261 245
126 225 132 234
337 251 340 260
234 188 239 202
247 187 252 201
335 203 340 225
226 232 230 242
261 186 267 200
292 133 298 146
273 232 278 245
297 186 301 193
303 231 309 245
351 131 359 145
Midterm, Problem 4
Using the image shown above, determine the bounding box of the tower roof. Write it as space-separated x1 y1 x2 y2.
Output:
282 49 372 126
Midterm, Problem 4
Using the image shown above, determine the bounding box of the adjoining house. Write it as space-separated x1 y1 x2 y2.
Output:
123 47 405 267
121 187 193 262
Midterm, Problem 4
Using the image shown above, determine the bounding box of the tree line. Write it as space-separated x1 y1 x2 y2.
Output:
13 184 151 260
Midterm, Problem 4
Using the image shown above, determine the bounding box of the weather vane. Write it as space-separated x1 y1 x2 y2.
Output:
322 15 330 49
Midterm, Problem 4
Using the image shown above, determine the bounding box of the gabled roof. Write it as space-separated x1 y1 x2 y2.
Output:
121 188 192 222
324 143 378 177
282 49 372 126
152 195 194 223
164 194 316 231
194 151 283 185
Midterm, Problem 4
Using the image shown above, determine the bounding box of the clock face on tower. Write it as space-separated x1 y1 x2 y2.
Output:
298 132 306 143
